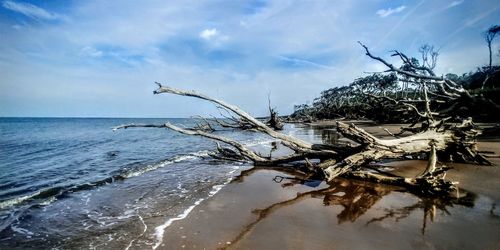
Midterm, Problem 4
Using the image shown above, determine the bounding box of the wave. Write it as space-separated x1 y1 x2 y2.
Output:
0 137 274 212
121 151 209 178
243 138 277 147
153 167 239 249
0 150 211 210
0 191 41 210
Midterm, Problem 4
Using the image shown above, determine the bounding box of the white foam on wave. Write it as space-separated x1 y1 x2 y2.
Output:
1 151 212 211
189 150 211 158
244 139 277 147
152 168 239 249
176 182 189 195
123 150 211 178
0 190 41 209
10 224 34 236
125 213 148 250
38 196 57 206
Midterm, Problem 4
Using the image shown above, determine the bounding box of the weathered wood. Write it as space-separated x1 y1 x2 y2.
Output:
153 83 312 149
114 123 266 162
321 119 488 182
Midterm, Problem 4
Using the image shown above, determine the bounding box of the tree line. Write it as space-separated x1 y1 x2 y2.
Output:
290 25 500 123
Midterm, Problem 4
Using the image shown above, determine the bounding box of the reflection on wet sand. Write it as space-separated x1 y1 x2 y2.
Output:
366 191 475 235
318 129 341 145
223 169 477 249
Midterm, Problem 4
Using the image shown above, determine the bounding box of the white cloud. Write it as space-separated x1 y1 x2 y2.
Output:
199 28 228 45
2 0 62 20
199 28 218 40
79 46 103 58
2 0 499 117
376 5 406 18
464 5 499 27
446 0 464 9
278 56 333 70
434 45 492 75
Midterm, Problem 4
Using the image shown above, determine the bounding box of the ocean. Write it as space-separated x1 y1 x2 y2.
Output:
0 117 287 249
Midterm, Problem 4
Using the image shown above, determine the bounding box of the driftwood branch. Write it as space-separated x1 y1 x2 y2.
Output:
114 122 266 162
358 42 468 101
153 82 312 149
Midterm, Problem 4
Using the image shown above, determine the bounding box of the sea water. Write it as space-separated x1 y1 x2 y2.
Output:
0 117 275 249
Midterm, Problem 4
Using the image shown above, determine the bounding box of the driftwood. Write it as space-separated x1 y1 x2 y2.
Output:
266 95 284 130
113 85 488 196
114 44 491 196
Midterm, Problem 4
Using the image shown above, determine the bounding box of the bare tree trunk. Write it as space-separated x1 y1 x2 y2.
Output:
488 42 492 70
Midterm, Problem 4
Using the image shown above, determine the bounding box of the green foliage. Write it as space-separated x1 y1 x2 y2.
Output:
455 66 500 90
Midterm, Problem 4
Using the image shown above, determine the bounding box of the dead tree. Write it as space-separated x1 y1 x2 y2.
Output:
361 41 500 125
266 95 284 130
485 25 500 70
114 45 491 196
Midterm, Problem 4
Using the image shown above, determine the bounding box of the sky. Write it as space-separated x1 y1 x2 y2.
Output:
0 0 499 118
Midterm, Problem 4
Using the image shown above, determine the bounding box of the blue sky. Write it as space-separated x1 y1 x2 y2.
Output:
0 0 499 117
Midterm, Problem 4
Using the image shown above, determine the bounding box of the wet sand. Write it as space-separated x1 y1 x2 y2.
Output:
158 123 500 250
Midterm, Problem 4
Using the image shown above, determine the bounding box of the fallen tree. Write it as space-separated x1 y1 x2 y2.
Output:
114 44 491 196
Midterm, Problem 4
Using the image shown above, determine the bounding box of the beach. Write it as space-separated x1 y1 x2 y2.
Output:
1 119 498 249
2 1 499 249
157 122 500 250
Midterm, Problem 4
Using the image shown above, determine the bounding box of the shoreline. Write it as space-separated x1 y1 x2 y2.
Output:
152 166 242 249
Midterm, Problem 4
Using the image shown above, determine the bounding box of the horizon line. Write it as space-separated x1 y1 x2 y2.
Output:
0 115 276 119
0 116 197 119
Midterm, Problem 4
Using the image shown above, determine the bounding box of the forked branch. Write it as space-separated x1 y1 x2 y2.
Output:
153 82 312 149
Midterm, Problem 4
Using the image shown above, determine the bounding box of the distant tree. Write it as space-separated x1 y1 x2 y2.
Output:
484 25 500 69
291 42 499 123
445 73 459 82
418 44 439 71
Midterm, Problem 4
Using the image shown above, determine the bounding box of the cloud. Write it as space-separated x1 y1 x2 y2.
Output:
2 0 62 20
446 0 464 9
278 56 333 70
464 5 500 27
376 5 406 18
199 28 218 40
1 0 499 117
199 28 228 46
79 46 103 58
